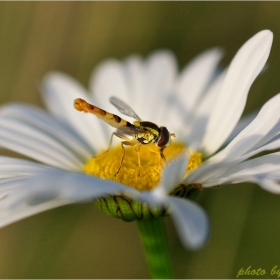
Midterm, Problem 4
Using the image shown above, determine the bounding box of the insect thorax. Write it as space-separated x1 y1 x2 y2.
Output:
134 121 160 145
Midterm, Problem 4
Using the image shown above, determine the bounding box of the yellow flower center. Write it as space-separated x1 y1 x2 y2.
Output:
84 141 202 191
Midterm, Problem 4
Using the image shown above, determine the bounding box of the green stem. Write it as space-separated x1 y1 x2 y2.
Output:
136 217 173 279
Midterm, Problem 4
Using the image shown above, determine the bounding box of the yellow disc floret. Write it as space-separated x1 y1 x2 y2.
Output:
84 142 202 191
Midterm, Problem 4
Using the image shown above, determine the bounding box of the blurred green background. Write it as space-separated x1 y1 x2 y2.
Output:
0 2 280 279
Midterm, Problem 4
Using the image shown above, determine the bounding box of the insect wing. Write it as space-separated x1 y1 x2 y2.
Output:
116 125 145 136
110 96 142 121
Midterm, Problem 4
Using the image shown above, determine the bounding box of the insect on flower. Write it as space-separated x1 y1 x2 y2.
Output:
74 97 176 175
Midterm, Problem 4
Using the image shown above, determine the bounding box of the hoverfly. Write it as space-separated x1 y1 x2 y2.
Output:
74 97 176 175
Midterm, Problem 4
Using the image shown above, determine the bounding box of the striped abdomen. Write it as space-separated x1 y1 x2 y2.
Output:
74 98 131 129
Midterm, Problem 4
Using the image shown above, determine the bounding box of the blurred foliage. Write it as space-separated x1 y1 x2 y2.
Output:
0 2 280 279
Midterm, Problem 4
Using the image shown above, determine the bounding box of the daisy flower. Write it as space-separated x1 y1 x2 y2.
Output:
0 29 277 256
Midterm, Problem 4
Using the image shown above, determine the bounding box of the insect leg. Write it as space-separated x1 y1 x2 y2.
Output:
96 132 130 158
135 144 142 176
159 147 166 162
147 146 162 166
115 140 135 176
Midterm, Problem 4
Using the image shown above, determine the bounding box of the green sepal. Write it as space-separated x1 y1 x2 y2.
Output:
131 199 142 219
171 183 202 199
95 184 202 222
95 196 167 222
115 196 138 221
141 203 153 220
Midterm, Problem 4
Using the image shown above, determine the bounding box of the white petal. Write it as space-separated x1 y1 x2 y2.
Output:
91 51 177 125
168 196 210 250
41 72 111 151
201 152 280 190
176 48 223 115
211 93 280 163
0 196 72 228
185 69 226 148
247 121 280 152
136 189 166 206
0 156 53 178
202 30 273 155
253 176 280 194
168 48 223 134
0 103 92 161
0 162 63 227
18 169 139 203
218 152 280 179
136 191 210 250
0 177 30 196
153 153 189 196
0 169 139 228
224 111 258 146
139 50 177 124
90 59 131 111
183 160 237 185
204 174 280 194
244 135 280 159
123 55 146 111
0 117 83 171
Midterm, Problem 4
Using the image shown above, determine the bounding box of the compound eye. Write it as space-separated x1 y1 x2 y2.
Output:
157 127 170 148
